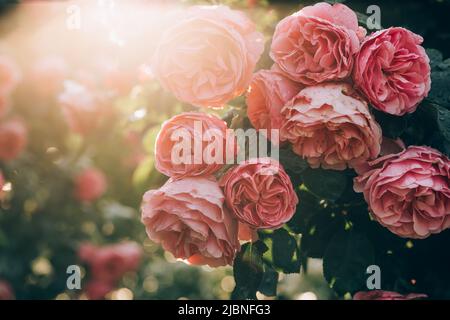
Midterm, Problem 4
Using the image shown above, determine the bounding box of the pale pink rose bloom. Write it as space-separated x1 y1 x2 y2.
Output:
246 68 302 140
0 280 14 300
270 2 365 85
281 83 382 170
58 81 111 135
353 290 427 300
84 280 114 300
78 242 142 283
353 27 431 116
220 158 298 230
31 55 69 97
0 55 21 95
354 146 450 239
141 177 239 267
0 118 27 161
155 112 235 179
74 168 107 203
152 5 264 108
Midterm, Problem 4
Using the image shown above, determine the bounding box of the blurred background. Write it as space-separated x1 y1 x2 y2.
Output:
0 0 449 300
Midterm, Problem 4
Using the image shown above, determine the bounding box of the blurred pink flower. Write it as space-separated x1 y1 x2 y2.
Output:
0 280 14 300
152 5 264 108
353 27 431 115
31 55 69 98
353 290 427 300
79 242 142 284
74 168 107 203
270 2 364 85
0 55 21 95
58 81 112 135
141 177 240 267
0 118 27 161
354 146 450 239
84 280 114 300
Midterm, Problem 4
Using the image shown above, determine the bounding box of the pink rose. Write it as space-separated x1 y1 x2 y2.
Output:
84 280 114 300
0 280 14 300
79 242 142 284
141 177 239 267
270 2 365 85
354 146 450 239
58 81 112 135
152 5 264 108
246 68 302 139
280 83 382 170
0 55 20 95
353 27 431 115
155 112 235 179
353 290 427 300
220 158 298 230
74 168 107 203
0 118 27 161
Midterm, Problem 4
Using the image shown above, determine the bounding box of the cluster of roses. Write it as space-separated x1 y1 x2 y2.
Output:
141 111 298 267
149 2 449 253
248 2 450 240
78 242 142 300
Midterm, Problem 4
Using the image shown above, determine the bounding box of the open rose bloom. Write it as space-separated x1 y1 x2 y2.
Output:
220 158 298 230
354 27 431 115
270 2 365 85
246 68 302 139
281 83 382 170
152 5 264 108
155 112 235 178
354 146 450 239
353 290 427 300
141 177 239 267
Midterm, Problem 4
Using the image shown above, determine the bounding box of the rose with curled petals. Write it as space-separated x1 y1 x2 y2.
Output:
280 83 382 170
141 177 239 267
270 2 365 85
152 5 264 108
246 68 302 141
155 112 235 179
353 290 427 300
354 146 450 239
353 27 431 115
220 158 298 230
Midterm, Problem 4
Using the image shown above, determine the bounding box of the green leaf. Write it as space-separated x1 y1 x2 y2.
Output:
301 168 347 202
271 229 301 274
373 109 407 138
233 241 267 299
287 190 322 234
258 267 278 297
323 230 375 295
